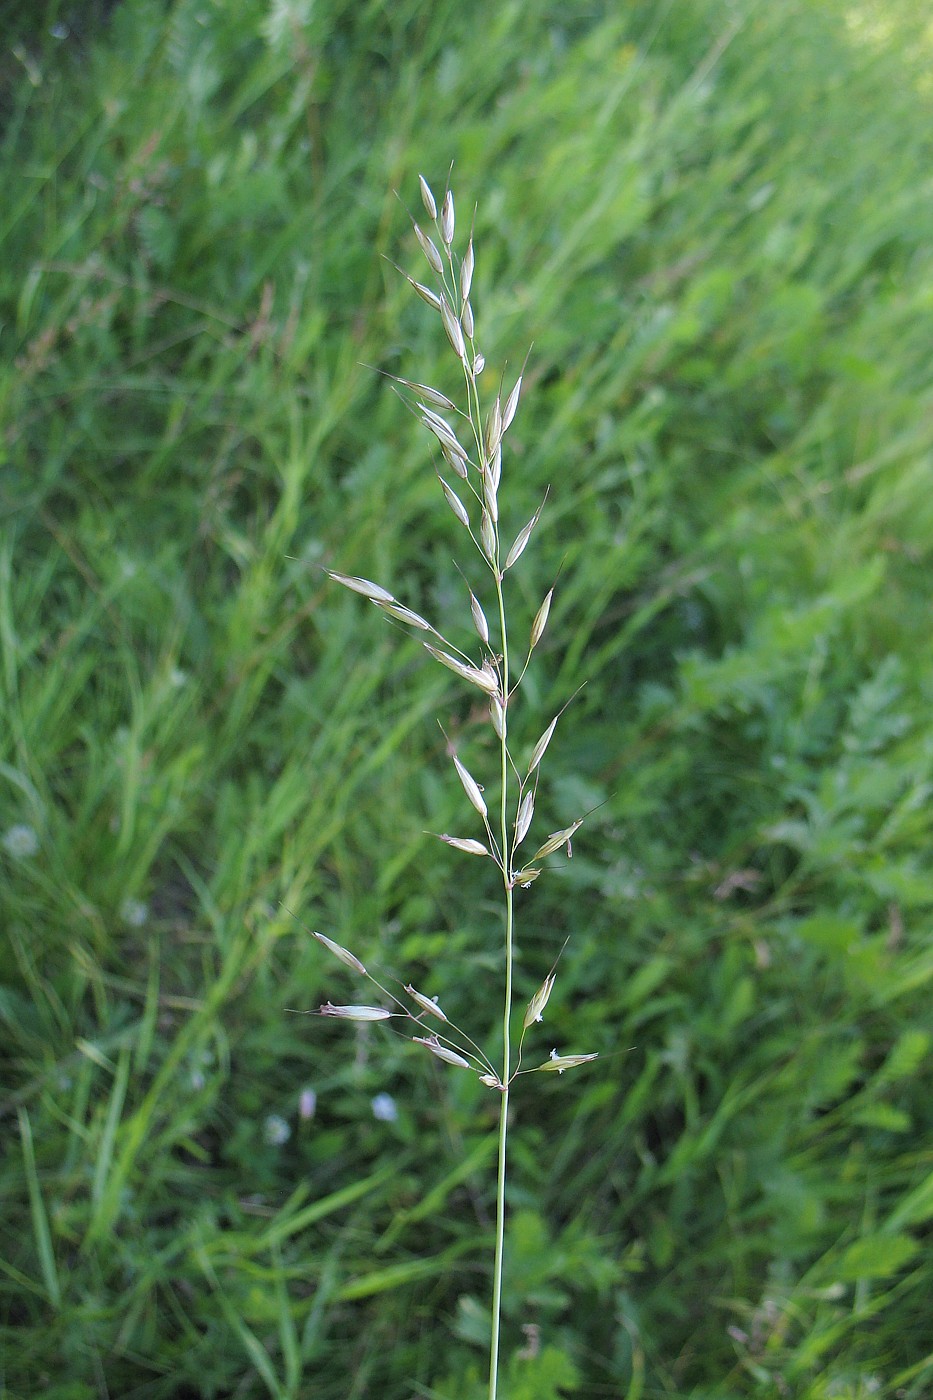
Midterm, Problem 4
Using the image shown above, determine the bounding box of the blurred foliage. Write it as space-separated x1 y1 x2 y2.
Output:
1 0 932 1396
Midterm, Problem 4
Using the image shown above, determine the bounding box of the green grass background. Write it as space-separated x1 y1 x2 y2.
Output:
2 1 932 1396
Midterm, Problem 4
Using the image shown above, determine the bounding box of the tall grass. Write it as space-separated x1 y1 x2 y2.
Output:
2 0 932 1396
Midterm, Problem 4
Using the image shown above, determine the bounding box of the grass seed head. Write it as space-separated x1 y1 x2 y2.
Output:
313 931 367 976
461 238 474 301
539 1050 599 1074
530 589 553 649
480 510 497 562
440 188 455 245
485 397 502 457
424 644 499 695
376 600 432 631
329 571 395 604
453 754 488 817
504 502 543 570
440 296 466 361
470 591 490 645
418 174 437 219
532 819 583 862
319 1002 393 1021
405 985 448 1022
523 971 556 1029
412 1034 471 1069
407 275 443 311
528 715 558 774
436 833 489 855
502 373 522 431
514 790 534 847
413 222 444 275
439 477 471 528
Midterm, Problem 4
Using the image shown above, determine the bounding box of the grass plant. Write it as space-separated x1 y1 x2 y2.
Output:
311 174 597 1398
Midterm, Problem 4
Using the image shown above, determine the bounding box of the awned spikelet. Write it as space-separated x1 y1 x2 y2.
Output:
523 972 556 1030
318 1003 393 1022
412 1035 471 1070
537 1049 599 1074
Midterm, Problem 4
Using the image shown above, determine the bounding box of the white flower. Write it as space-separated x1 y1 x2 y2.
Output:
2 825 39 859
263 1114 291 1146
120 898 149 927
299 1088 317 1120
371 1092 398 1123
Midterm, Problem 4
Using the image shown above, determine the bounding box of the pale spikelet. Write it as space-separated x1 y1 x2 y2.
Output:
404 379 456 411
531 819 583 863
480 1072 503 1089
462 299 474 340
514 790 534 847
418 174 437 219
376 600 433 631
514 867 541 888
329 570 395 604
421 409 469 467
436 833 489 856
480 510 497 562
439 477 471 529
487 442 502 492
538 1049 599 1074
407 275 443 311
461 238 474 301
452 754 488 818
485 397 502 457
319 1002 392 1021
490 695 506 740
424 644 499 695
470 591 490 646
412 1034 471 1069
502 373 522 432
483 469 499 524
528 716 558 774
523 972 556 1030
473 352 486 375
441 440 470 480
530 589 553 649
440 188 455 246
504 502 543 570
413 222 444 275
440 296 466 361
405 985 448 1022
313 931 367 976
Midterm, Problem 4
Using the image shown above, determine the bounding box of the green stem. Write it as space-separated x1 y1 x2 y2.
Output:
488 568 513 1400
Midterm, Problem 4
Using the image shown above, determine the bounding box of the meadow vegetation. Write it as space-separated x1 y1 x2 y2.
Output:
2 1 932 1396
